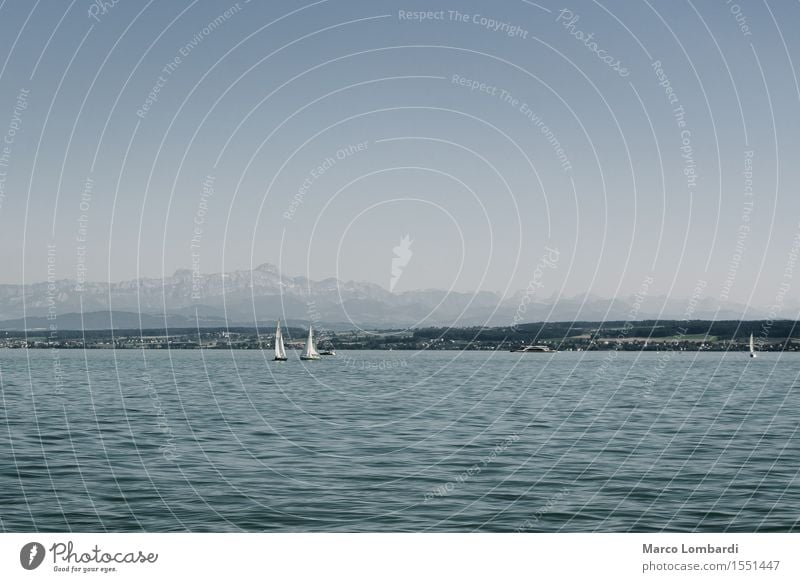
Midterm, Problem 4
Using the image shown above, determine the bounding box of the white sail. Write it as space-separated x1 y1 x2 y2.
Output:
301 326 320 359
274 321 287 360
749 333 756 358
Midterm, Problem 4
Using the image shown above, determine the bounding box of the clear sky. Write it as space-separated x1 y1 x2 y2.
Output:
0 0 798 311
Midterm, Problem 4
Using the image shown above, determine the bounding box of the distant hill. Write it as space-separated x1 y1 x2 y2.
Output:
0 263 772 330
0 311 225 331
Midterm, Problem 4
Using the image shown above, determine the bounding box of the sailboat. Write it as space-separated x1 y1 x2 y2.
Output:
300 326 321 360
749 333 757 358
273 321 287 361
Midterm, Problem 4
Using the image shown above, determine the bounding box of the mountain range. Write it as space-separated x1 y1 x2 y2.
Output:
0 263 775 330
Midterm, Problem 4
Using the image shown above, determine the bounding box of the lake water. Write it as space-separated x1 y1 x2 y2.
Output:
1 349 798 532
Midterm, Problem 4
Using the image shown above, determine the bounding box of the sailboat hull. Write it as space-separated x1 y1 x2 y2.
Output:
273 357 288 361
300 355 321 360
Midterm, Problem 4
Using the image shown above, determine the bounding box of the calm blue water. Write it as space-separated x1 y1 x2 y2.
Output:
1 349 798 532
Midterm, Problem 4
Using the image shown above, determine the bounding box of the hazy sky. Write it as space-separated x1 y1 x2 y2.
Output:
0 0 798 310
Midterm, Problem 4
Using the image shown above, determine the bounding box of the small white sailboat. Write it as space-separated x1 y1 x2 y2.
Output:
273 320 287 361
749 332 757 358
300 326 321 360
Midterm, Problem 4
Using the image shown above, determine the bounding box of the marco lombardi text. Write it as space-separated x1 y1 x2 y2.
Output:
643 543 740 554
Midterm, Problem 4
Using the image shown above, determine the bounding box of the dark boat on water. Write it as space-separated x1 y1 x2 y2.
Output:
510 345 555 353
